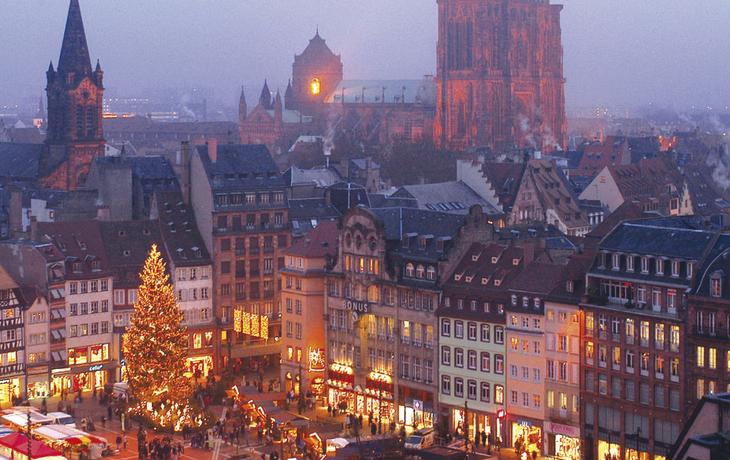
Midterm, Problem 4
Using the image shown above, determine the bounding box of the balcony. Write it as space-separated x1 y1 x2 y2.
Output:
640 368 649 377
670 343 679 353
626 365 634 374
640 338 649 347
656 341 664 351
655 371 664 380
264 269 274 276
626 336 635 345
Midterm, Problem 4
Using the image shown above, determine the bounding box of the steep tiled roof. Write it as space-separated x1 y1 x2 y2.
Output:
285 220 339 258
481 162 526 212
0 143 43 179
692 233 730 298
197 144 286 193
99 220 165 287
510 262 563 295
393 181 501 215
37 220 111 280
600 220 714 260
152 190 211 267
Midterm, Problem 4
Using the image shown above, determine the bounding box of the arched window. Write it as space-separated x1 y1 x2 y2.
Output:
368 285 379 303
345 233 352 248
405 263 415 277
416 265 425 278
354 283 364 301
343 282 352 299
426 266 436 280
355 235 363 249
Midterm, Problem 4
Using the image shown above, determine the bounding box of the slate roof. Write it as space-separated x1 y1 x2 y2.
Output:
0 143 43 180
324 78 437 107
296 31 337 63
510 262 563 295
284 166 343 188
152 190 211 268
288 198 341 220
392 181 501 215
99 220 165 287
481 162 526 212
690 233 730 299
326 182 370 214
284 220 339 259
36 220 111 280
372 208 464 242
197 144 286 194
549 252 596 304
599 220 715 261
368 194 418 210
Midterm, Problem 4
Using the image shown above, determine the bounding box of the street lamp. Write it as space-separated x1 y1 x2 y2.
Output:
298 365 306 415
378 377 383 434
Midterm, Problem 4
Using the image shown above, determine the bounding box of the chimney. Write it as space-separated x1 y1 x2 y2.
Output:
96 205 110 222
325 189 332 207
523 242 535 266
9 188 22 237
207 138 218 163
30 216 38 241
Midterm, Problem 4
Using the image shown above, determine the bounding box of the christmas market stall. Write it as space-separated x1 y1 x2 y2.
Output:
0 411 53 431
33 425 109 460
0 432 65 460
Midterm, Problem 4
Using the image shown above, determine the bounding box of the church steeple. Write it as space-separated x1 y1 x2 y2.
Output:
43 0 106 191
259 80 272 110
238 86 247 124
57 0 93 85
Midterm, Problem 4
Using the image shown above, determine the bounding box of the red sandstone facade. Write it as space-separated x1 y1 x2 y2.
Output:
435 0 566 152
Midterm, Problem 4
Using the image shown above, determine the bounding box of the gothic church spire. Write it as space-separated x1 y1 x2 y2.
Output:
57 0 93 83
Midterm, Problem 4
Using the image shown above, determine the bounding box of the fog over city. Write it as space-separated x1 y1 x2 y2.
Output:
1 0 728 111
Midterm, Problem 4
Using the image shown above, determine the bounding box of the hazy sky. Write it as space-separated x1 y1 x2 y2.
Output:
1 0 728 111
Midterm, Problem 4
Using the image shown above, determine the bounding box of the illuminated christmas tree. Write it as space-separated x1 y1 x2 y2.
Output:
123 245 193 429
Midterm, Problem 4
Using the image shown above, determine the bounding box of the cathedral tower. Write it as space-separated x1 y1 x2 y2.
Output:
44 0 105 190
435 0 566 152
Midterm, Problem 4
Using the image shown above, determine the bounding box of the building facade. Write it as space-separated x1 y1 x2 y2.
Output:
435 0 566 151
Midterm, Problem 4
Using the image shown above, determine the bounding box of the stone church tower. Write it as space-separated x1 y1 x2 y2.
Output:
43 0 105 190
435 0 566 152
288 31 343 113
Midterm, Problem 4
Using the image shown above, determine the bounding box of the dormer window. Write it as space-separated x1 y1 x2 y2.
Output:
91 260 100 271
405 263 415 277
472 255 479 261
437 239 444 252
481 278 488 285
626 256 634 272
511 295 517 306
599 253 607 269
426 266 436 280
534 298 541 309
72 262 82 273
641 257 649 274
419 237 427 250
656 259 664 276
522 296 529 308
512 258 520 266
687 262 694 279
494 279 501 286
454 274 462 281
465 276 473 283
492 257 498 264
402 236 409 248
444 297 451 308
566 280 574 293
671 260 680 278
711 275 722 298
457 299 464 310
612 254 620 271
416 265 425 279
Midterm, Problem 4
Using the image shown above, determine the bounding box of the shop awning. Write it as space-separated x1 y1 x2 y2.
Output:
0 432 62 458
271 411 304 425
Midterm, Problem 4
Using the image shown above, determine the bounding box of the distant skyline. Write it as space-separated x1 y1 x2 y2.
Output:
1 0 728 113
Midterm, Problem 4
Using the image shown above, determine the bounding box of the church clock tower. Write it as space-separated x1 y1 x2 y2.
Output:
43 0 105 190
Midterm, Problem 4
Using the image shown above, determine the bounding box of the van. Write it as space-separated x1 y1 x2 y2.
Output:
111 382 129 400
405 428 435 450
47 412 76 428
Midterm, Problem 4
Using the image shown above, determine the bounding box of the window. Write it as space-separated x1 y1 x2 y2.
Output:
711 276 722 297
455 348 464 367
441 347 451 366
495 326 504 344
454 378 464 397
455 321 464 339
467 322 477 340
441 319 451 337
697 346 705 367
481 383 491 402
467 380 477 400
442 376 451 394
481 352 490 372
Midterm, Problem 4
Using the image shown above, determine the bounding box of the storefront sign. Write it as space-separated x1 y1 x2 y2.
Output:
89 364 103 372
342 300 369 313
27 365 49 375
546 422 579 438
0 379 10 384
518 420 533 428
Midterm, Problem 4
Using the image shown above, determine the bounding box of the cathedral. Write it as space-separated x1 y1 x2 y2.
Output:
434 0 567 152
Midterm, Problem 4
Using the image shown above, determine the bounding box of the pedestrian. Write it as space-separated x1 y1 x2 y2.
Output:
101 415 106 429
371 423 376 436
116 434 123 451
123 432 128 450
107 405 113 420
257 425 263 445
245 424 250 446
